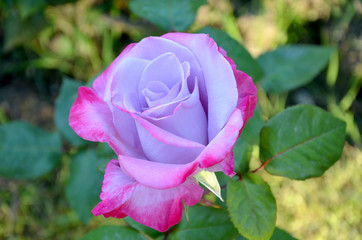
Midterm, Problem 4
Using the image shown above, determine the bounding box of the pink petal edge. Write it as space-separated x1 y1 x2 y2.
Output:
119 155 199 189
92 160 203 232
69 87 126 155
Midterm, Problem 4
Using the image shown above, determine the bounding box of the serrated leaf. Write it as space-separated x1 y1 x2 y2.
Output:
55 77 85 146
0 121 61 179
195 170 223 201
227 175 276 240
129 0 206 31
169 205 238 240
65 149 103 223
199 27 264 82
260 104 346 180
81 226 146 240
258 45 334 93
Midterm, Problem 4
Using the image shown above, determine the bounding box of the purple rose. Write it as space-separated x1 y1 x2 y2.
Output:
69 33 257 231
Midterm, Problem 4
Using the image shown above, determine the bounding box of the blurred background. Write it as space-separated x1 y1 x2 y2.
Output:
0 0 361 239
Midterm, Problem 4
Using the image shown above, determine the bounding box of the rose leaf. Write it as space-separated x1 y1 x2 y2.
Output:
259 104 346 180
257 45 335 93
129 0 206 31
227 175 276 240
169 205 238 240
55 77 86 146
65 149 104 223
81 226 145 240
0 121 61 179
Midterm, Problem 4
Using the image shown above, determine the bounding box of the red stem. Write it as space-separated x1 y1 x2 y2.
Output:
252 158 271 173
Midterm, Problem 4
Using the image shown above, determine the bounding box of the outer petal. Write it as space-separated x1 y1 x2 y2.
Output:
162 33 238 141
69 87 130 156
119 155 199 189
92 160 203 232
206 150 235 176
92 43 137 101
234 70 257 127
220 47 257 127
196 108 243 168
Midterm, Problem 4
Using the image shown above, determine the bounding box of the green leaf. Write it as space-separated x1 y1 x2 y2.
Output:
195 170 223 201
237 227 297 240
227 174 276 240
82 226 146 240
55 77 85 146
257 45 334 93
129 0 206 31
270 227 297 240
260 104 346 180
233 137 252 174
0 121 61 179
240 106 264 145
96 143 117 174
199 27 264 82
169 205 238 240
65 149 104 223
124 217 162 239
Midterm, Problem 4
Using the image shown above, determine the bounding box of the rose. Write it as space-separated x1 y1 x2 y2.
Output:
69 33 257 231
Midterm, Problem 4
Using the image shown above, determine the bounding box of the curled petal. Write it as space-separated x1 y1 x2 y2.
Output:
93 43 137 101
234 70 257 127
196 109 243 168
69 87 129 155
92 160 203 232
162 33 238 141
206 151 235 176
145 80 208 145
131 113 205 149
119 155 199 189
220 48 257 127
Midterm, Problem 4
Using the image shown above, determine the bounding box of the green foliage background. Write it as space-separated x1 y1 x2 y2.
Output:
0 0 361 239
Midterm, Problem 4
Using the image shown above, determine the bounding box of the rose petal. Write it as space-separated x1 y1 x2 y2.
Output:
125 36 207 109
206 150 235 176
92 160 203 232
119 155 199 189
142 81 180 109
139 52 184 90
92 43 137 101
234 70 257 126
131 113 205 149
219 48 257 126
142 72 191 118
133 113 204 164
69 87 132 156
110 57 150 112
146 80 208 145
109 106 145 158
162 33 238 141
196 108 243 168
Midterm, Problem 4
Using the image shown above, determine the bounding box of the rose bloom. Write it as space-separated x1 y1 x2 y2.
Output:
69 33 256 231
